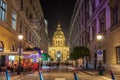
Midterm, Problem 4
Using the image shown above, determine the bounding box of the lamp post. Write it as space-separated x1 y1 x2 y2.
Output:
40 50 43 70
17 34 23 75
96 34 103 75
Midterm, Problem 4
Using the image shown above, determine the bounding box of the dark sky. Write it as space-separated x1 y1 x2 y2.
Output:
40 0 76 39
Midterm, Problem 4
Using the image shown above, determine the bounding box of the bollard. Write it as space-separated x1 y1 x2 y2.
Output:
73 70 78 80
110 70 115 80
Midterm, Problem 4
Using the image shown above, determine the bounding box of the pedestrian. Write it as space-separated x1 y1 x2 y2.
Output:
57 62 60 70
10 66 14 73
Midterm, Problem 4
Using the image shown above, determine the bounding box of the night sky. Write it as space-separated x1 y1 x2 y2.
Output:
40 0 76 39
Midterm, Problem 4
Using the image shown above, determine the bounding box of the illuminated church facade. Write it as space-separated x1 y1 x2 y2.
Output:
48 23 69 62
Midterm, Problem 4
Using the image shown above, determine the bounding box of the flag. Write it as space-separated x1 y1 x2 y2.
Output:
39 72 44 80
6 69 10 80
74 72 78 80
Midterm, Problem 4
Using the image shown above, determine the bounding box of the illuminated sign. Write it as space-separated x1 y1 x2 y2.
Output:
9 55 15 60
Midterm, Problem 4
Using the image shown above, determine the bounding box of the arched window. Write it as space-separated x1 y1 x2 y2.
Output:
0 41 4 52
10 45 15 51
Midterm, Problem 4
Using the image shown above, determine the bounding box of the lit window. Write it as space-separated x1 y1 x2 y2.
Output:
0 0 7 22
11 12 17 30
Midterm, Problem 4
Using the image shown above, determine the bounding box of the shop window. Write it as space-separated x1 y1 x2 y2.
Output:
0 0 6 22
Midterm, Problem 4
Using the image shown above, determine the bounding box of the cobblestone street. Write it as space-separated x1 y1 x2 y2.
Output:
1 69 120 80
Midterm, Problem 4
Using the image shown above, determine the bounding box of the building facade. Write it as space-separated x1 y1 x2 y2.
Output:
69 0 120 72
0 0 48 66
49 23 69 62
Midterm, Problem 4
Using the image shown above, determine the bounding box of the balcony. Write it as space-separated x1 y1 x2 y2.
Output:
12 0 21 11
29 19 39 30
19 9 26 18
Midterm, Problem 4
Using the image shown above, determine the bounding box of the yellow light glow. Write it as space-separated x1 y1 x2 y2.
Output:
96 34 103 40
18 34 23 40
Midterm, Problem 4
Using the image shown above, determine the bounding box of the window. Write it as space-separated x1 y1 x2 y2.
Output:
25 27 27 38
99 0 102 3
103 50 106 64
99 17 105 32
0 0 6 22
30 14 32 19
92 20 96 39
112 4 118 25
26 7 28 17
11 12 17 30
99 10 106 33
86 28 90 43
21 0 23 9
116 46 120 64
30 0 32 5
20 21 22 33
29 31 31 41
86 0 90 20
92 0 95 13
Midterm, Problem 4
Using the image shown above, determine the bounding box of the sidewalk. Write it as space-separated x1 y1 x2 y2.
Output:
81 70 120 80
0 72 22 80
81 69 120 75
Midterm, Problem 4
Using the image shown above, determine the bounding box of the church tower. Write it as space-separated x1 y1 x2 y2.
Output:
53 23 65 47
48 23 69 62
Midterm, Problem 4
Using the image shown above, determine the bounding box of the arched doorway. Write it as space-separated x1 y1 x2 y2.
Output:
56 51 61 62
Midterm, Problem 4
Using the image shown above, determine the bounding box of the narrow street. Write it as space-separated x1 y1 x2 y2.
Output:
1 66 120 80
9 71 120 80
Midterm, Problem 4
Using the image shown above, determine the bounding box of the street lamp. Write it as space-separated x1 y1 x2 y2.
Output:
39 50 43 70
96 34 103 49
17 34 23 74
96 34 103 75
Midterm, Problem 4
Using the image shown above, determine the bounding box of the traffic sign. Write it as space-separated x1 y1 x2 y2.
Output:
97 50 103 61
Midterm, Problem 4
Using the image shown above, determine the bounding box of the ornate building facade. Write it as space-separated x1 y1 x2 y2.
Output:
0 0 48 66
0 0 48 53
49 23 69 62
69 0 120 72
